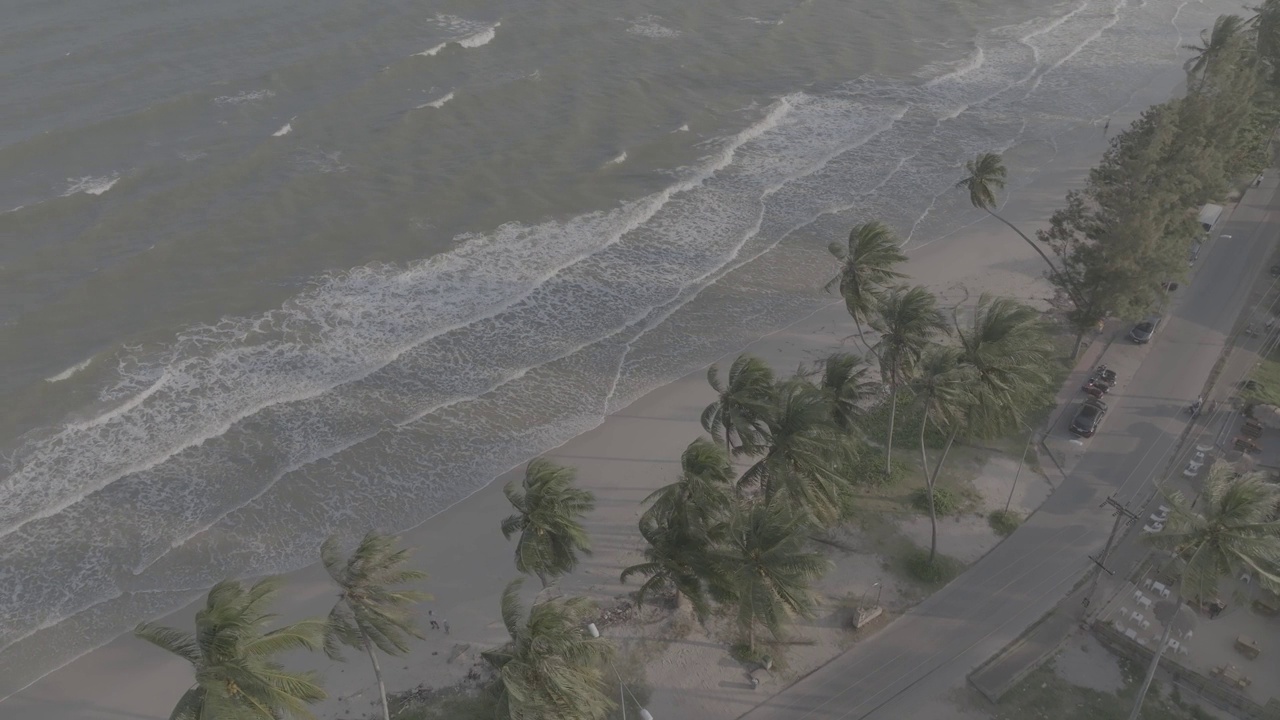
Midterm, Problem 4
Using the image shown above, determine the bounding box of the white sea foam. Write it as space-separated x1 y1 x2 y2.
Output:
417 91 454 109
605 151 627 166
271 121 293 137
213 89 276 106
674 124 689 133
457 22 499 48
626 15 681 38
45 357 94 383
742 16 784 26
1 0 1221 688
61 176 119 197
417 15 499 55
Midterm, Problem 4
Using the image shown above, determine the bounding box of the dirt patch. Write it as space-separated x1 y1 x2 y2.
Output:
1054 633 1124 694
897 452 1052 564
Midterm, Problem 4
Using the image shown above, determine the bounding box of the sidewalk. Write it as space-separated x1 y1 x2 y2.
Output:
969 177 1280 705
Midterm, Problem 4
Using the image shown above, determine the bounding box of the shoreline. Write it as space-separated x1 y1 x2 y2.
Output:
5 57 1196 720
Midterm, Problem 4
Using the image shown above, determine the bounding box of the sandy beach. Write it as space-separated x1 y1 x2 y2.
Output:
4 53 1198 720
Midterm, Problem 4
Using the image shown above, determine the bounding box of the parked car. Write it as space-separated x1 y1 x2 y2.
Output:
1070 398 1107 438
1128 316 1160 344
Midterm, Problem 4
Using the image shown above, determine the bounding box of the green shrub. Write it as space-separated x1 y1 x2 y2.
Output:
846 448 909 487
902 547 962 585
911 486 961 515
988 509 1022 536
861 399 948 450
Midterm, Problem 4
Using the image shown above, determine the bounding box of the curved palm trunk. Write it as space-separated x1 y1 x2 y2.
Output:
363 631 391 720
925 427 960 563
984 208 1084 309
1127 595 1182 720
920 416 939 563
885 370 900 476
853 316 874 356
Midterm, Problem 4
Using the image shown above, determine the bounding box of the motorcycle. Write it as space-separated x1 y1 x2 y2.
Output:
1185 397 1203 417
1094 365 1118 384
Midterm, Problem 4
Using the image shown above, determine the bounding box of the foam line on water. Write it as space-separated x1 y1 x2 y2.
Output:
103 93 905 588
416 91 454 109
45 357 94 383
0 99 797 541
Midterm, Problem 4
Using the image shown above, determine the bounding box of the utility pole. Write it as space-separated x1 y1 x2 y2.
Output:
1082 496 1139 618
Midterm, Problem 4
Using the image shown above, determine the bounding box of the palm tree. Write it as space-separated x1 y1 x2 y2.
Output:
956 153 1084 308
1128 466 1280 720
701 354 776 457
320 532 430 720
712 501 832 653
134 578 328 720
919 296 1055 550
825 221 909 353
621 438 734 619
501 458 595 588
1184 15 1247 90
871 285 949 475
738 377 858 526
810 352 879 433
910 347 975 562
483 579 616 720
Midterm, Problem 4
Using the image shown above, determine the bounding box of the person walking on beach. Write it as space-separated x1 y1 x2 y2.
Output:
1256 173 1265 187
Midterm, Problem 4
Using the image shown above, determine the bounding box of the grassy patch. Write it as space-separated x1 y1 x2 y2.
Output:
994 659 1215 720
861 399 948 451
988 509 1022 536
847 447 910 487
1240 352 1280 407
897 546 964 587
391 685 499 720
910 486 964 515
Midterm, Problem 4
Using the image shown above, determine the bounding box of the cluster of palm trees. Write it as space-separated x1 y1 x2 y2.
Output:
614 219 1058 655
135 531 427 720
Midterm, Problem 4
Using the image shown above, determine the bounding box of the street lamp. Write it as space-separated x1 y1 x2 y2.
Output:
859 581 882 610
586 624 654 720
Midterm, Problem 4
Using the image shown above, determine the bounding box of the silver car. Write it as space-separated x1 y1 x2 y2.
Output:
1128 316 1160 344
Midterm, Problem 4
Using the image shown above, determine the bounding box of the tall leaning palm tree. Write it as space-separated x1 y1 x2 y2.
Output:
738 377 857 526
925 295 1055 489
501 458 595 588
825 221 909 353
1184 15 1247 90
871 285 949 475
621 438 734 620
712 501 832 654
134 578 328 720
1128 466 1280 720
701 354 776 457
956 153 1084 308
483 579 616 720
910 347 975 563
320 532 430 720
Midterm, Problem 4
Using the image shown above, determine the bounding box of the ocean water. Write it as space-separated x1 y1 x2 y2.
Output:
0 0 1233 700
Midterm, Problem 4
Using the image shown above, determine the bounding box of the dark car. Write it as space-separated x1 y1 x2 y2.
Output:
1128 316 1160 344
1070 398 1107 438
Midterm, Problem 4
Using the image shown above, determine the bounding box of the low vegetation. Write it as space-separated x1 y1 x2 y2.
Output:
988 509 1022 536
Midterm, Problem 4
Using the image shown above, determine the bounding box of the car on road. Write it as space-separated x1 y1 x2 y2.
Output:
1070 397 1107 437
1128 316 1160 344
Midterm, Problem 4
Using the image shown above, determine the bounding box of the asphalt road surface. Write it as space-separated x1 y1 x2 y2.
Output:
739 183 1279 720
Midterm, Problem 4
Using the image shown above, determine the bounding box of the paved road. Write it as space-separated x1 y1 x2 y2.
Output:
740 183 1279 720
